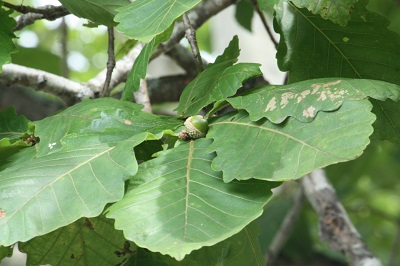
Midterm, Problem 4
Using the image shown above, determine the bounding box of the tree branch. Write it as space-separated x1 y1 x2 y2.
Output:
301 169 382 266
3 3 70 31
134 79 152 113
182 13 204 72
101 27 116 97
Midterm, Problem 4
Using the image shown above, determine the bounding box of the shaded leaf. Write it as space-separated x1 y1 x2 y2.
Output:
34 98 182 157
107 138 278 260
290 0 358 26
58 0 128 27
235 0 254 31
0 245 12 261
207 100 375 182
0 2 16 71
19 216 131 266
274 0 400 142
228 78 400 123
176 36 262 116
0 134 147 246
122 26 173 101
0 106 30 140
125 221 265 265
115 0 201 42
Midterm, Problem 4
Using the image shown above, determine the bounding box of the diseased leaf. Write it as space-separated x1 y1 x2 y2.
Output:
207 100 375 182
115 0 201 42
274 0 400 142
176 36 262 116
124 221 265 265
290 0 358 26
58 0 128 27
0 134 147 246
19 216 132 266
0 2 16 71
107 138 278 261
34 98 182 157
228 78 400 123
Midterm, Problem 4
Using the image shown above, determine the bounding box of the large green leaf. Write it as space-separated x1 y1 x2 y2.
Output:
0 134 146 246
19 216 131 266
228 78 400 123
0 2 16 71
274 0 400 142
106 138 277 260
34 98 182 157
125 221 265 265
58 0 128 27
290 0 358 26
207 100 375 182
176 36 262 116
115 0 201 42
235 0 254 32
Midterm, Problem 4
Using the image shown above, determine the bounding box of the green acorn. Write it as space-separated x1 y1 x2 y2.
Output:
184 115 209 139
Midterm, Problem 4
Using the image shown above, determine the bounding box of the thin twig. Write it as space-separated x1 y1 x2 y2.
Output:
101 27 116 97
60 17 69 78
165 44 207 77
265 187 305 265
251 0 278 49
182 13 204 73
301 169 382 266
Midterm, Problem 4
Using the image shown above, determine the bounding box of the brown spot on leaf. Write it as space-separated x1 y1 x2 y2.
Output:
0 209 6 218
84 218 94 230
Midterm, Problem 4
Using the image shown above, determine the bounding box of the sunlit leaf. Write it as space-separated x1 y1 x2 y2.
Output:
34 98 182 157
0 134 147 246
19 216 132 266
228 78 400 123
176 36 262 116
207 100 375 182
58 0 128 26
274 0 400 142
115 0 201 42
107 138 278 260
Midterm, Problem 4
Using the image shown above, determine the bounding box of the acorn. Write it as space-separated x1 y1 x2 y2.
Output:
183 115 209 139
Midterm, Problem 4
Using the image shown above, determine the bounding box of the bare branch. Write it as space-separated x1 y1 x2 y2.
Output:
0 64 94 105
4 3 70 31
251 0 278 49
266 187 305 265
301 169 382 266
60 18 69 78
182 13 204 72
101 27 116 97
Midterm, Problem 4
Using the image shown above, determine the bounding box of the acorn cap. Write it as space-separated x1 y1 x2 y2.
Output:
184 115 209 139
